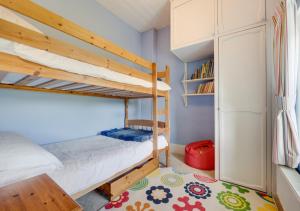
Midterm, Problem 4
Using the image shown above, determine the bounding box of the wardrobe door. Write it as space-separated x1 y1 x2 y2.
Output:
171 0 215 49
218 0 265 33
218 26 266 191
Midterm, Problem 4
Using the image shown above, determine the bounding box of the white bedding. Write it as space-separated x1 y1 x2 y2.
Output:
0 38 171 91
43 135 167 195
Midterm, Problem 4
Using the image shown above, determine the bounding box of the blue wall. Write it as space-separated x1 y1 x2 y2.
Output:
156 27 215 145
0 0 142 144
140 27 215 145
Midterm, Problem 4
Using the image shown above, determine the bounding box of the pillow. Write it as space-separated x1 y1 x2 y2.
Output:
0 6 44 34
0 132 63 187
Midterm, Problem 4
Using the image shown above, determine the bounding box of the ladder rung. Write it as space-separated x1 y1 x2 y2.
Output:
158 127 166 134
157 71 166 78
157 109 166 116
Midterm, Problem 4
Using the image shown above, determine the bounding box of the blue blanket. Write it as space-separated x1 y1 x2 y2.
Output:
99 128 152 142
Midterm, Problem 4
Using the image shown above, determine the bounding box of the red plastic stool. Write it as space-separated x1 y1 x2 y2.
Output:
184 140 214 170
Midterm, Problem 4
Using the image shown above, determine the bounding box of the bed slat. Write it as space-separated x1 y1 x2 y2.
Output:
35 79 63 88
0 72 6 82
53 82 82 90
0 83 123 99
70 85 98 92
14 75 39 85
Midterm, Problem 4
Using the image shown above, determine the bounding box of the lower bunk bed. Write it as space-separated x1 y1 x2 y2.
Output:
0 131 168 201
43 134 168 199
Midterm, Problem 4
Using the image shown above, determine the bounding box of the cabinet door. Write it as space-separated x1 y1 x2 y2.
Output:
218 26 266 191
218 0 265 33
171 0 215 49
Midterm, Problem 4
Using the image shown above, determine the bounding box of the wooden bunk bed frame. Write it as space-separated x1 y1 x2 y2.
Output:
0 0 171 200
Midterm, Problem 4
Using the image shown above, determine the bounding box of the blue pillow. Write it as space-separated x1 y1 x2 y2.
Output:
99 128 152 142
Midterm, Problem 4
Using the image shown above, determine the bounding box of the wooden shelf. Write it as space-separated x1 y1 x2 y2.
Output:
182 62 214 106
182 77 214 83
184 93 214 96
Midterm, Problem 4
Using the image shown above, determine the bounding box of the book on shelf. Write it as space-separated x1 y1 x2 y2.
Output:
190 59 214 80
195 81 214 94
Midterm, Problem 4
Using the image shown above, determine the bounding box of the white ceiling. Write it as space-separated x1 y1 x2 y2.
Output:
96 0 170 32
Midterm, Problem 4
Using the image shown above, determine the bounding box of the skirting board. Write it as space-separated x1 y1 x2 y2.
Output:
170 143 185 155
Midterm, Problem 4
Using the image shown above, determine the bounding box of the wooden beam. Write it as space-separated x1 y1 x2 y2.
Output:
0 0 153 70
126 95 157 99
165 65 171 167
14 75 39 85
157 72 166 78
0 53 163 96
0 19 152 82
0 72 7 82
152 63 158 159
165 66 171 85
0 83 124 99
127 119 165 128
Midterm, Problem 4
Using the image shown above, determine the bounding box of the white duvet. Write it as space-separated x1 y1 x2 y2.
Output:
0 38 171 91
0 39 171 91
43 135 167 195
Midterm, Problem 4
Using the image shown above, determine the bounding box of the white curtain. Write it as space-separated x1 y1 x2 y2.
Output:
273 0 300 168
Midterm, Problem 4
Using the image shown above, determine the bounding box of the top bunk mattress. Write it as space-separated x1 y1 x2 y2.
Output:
43 135 167 195
0 38 171 91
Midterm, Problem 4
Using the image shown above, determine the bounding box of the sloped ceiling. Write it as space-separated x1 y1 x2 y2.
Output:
96 0 170 32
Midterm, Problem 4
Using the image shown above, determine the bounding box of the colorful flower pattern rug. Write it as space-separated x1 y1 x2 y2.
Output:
100 168 277 211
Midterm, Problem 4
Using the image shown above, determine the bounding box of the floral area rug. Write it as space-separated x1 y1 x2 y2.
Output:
100 167 277 211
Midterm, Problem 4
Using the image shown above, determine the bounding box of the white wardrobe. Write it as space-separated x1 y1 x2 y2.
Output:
218 26 266 191
171 0 268 192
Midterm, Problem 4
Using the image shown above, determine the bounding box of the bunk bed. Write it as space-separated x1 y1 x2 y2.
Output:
0 0 171 200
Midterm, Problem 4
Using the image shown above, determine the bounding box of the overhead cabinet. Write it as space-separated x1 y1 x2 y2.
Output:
170 0 215 62
217 0 266 33
171 0 215 49
170 0 266 62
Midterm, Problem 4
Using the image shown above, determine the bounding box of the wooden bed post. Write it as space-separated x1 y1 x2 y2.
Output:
124 98 128 127
152 63 158 160
165 66 171 167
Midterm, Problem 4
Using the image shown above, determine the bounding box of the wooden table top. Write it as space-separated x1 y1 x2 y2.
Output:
0 174 82 211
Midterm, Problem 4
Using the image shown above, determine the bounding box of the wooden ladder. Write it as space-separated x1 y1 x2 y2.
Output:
124 65 171 167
